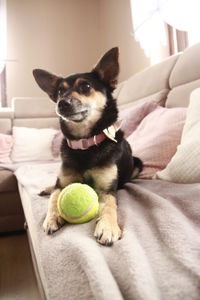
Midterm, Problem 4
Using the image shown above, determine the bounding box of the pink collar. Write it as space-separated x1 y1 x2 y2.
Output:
66 132 106 150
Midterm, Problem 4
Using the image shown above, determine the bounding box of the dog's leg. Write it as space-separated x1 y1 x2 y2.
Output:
87 164 121 246
38 185 55 196
43 189 65 234
43 167 82 234
94 193 122 246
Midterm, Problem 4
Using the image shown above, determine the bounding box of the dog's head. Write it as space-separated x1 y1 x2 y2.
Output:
33 47 119 138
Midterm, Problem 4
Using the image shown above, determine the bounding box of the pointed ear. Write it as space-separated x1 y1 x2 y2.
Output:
32 69 61 102
93 47 119 89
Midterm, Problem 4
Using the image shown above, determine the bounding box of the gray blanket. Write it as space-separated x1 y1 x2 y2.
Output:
15 163 200 300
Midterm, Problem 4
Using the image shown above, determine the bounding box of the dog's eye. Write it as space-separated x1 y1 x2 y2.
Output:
78 82 91 94
58 88 64 97
58 85 69 97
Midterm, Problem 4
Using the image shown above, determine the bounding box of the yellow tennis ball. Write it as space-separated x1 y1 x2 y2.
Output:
57 183 99 224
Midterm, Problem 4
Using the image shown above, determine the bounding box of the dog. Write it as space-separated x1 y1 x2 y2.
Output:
33 47 143 246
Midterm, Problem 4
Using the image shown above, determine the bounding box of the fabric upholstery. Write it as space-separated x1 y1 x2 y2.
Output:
119 89 169 108
12 97 57 118
13 118 59 129
0 170 18 192
169 43 200 88
52 131 63 158
15 163 200 300
0 191 24 233
11 127 57 162
0 119 12 134
119 101 158 138
0 133 13 163
155 89 200 183
127 106 187 179
117 54 179 105
166 79 200 107
0 108 14 119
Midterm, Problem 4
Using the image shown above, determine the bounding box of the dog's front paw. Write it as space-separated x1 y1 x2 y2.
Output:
94 217 122 246
38 185 54 196
43 214 65 235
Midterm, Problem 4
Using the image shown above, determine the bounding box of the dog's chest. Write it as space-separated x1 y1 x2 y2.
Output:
82 164 117 192
59 164 117 194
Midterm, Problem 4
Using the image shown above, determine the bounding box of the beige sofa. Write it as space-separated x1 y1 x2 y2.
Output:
0 109 24 232
0 99 59 233
1 43 200 299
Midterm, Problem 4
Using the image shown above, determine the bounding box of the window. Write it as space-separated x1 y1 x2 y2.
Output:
130 0 200 62
0 0 7 107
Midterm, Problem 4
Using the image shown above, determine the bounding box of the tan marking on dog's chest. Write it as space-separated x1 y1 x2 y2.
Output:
84 164 117 194
58 168 83 188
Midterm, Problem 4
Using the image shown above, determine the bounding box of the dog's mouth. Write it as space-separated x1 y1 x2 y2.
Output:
64 109 89 122
56 100 89 122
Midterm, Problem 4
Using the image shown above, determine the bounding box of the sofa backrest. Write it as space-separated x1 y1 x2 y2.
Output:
0 109 14 134
117 42 200 108
1 42 200 134
117 53 180 105
12 97 59 130
166 43 200 107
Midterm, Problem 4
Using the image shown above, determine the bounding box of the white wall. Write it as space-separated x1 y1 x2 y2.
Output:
6 0 100 105
98 0 150 82
6 0 168 106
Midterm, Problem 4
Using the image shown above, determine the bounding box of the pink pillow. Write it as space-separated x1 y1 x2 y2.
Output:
0 133 13 163
52 131 63 158
118 101 158 138
127 106 187 179
52 101 158 157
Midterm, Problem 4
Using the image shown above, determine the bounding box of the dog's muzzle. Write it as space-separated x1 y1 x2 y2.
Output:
56 97 89 122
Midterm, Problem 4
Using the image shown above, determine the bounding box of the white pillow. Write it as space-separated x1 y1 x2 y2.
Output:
155 88 200 183
11 127 57 162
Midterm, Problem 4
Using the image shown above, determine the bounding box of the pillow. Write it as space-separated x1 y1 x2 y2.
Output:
155 89 200 183
118 101 158 138
11 127 58 162
127 106 187 179
52 131 63 158
0 133 13 163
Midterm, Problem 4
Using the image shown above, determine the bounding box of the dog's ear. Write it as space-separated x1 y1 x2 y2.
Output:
33 69 61 102
93 47 119 89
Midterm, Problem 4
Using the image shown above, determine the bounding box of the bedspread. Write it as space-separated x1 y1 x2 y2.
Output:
15 163 200 300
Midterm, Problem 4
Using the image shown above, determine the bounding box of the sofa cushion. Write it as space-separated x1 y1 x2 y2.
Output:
0 134 13 163
166 79 200 108
155 88 200 183
0 109 14 134
117 54 179 105
0 191 24 233
0 119 12 134
11 127 57 162
119 101 158 138
119 89 169 108
127 105 187 179
169 43 200 88
12 97 57 118
13 118 59 130
0 170 18 192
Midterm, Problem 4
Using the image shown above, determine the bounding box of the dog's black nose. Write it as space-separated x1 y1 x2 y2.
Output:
58 98 72 111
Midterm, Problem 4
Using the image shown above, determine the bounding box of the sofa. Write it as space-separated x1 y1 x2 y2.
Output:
1 43 200 299
0 97 60 233
0 108 24 232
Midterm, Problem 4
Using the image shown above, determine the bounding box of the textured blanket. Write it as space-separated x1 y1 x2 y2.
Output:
15 163 200 300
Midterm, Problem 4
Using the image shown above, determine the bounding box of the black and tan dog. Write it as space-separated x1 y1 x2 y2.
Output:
33 48 142 246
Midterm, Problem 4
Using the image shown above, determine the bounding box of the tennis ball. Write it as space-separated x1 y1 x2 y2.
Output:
57 183 99 224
